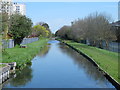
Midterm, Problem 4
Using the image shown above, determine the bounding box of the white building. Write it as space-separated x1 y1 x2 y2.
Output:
0 0 26 15
0 0 13 15
12 3 26 15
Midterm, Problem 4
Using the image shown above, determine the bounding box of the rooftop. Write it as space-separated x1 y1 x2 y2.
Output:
112 20 120 27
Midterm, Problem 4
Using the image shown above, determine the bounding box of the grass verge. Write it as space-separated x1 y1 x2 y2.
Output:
2 38 49 70
63 40 119 83
0 64 6 68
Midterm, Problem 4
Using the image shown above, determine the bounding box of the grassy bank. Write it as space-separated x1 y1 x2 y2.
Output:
0 35 2 65
62 40 119 83
0 64 6 68
2 38 49 70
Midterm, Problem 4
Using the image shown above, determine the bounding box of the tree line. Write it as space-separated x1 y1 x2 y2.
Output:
55 12 118 49
0 13 51 45
0 2 52 45
31 22 51 38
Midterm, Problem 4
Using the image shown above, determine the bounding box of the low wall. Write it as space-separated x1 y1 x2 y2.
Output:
0 65 10 84
21 37 39 45
2 39 14 49
61 40 120 89
86 40 120 53
0 62 16 84
2 37 39 48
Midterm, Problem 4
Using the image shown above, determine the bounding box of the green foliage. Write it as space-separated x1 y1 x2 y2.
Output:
32 25 51 38
9 14 33 45
0 64 6 68
2 38 49 70
52 33 55 37
0 1 11 33
55 26 71 39
10 66 33 87
0 13 9 33
55 12 116 46
37 22 49 29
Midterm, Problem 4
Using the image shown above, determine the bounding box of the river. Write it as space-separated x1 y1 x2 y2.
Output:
3 40 115 88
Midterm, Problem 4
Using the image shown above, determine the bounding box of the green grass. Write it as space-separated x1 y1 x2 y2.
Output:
0 64 6 68
2 38 49 70
0 35 2 63
0 34 2 46
64 40 119 83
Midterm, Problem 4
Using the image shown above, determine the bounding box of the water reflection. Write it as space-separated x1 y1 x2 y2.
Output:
58 43 113 87
5 66 33 87
3 40 114 88
48 40 60 44
37 45 51 57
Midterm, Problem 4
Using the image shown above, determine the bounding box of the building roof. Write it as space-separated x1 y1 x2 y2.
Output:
112 20 120 27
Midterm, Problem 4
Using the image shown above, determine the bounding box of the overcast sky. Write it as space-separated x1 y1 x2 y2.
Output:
24 2 118 33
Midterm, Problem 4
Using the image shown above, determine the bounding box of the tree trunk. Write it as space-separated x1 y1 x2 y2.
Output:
116 34 120 42
14 38 23 45
116 27 120 42
93 40 96 46
99 40 103 49
89 40 92 46
105 41 109 50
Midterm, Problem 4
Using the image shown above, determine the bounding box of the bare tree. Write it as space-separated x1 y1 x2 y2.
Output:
55 12 117 49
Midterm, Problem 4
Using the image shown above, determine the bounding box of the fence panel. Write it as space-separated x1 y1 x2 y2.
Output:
84 40 119 53
2 37 39 49
21 37 39 45
2 39 14 49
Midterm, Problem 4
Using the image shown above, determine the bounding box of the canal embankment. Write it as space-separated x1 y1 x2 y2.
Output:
58 39 120 89
2 38 49 70
3 40 115 88
0 62 16 84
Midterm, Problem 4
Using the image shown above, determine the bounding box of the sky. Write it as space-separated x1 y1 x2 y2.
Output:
24 2 118 33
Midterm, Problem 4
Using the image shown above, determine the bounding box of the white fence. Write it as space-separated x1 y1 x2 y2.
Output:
2 39 14 49
102 41 119 53
2 37 39 49
21 37 39 45
86 40 120 53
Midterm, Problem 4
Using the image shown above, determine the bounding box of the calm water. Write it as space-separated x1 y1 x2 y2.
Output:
3 40 115 88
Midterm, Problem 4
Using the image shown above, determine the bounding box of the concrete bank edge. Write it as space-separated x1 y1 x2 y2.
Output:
60 40 120 89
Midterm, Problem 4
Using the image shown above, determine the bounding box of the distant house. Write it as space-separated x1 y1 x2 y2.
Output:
112 20 120 27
